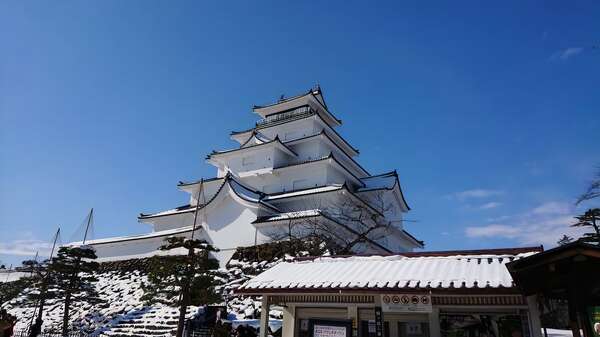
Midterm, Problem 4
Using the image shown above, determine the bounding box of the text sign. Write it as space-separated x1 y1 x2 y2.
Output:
374 307 384 337
314 325 347 337
381 294 432 313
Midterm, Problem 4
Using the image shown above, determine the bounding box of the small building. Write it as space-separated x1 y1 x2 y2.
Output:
237 247 545 337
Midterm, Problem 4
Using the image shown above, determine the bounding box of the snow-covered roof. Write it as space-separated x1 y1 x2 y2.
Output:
262 185 344 201
70 225 195 246
237 248 542 293
207 136 297 160
252 209 322 223
359 171 398 191
358 171 411 211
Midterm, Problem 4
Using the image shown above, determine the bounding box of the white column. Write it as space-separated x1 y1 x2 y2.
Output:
526 295 543 337
260 296 270 337
282 305 296 337
428 307 441 337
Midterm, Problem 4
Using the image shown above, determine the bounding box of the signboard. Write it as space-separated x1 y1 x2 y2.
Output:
588 306 600 337
374 307 384 337
313 324 347 337
381 294 432 313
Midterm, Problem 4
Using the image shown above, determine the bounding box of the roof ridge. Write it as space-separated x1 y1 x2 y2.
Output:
292 246 544 261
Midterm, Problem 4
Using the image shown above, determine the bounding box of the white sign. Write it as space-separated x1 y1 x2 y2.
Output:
381 294 432 313
314 325 347 337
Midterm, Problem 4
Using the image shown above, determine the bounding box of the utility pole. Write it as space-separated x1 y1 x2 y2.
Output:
176 180 206 337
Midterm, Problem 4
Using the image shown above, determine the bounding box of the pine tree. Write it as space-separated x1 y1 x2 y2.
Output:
142 237 222 337
557 234 574 246
46 246 102 335
0 275 33 306
571 208 600 245
19 258 50 337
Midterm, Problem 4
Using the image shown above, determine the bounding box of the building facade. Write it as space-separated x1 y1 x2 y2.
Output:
78 87 422 264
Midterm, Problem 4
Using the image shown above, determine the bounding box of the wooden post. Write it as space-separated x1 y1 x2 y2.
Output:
260 296 270 337
428 307 441 337
282 305 296 337
526 296 543 337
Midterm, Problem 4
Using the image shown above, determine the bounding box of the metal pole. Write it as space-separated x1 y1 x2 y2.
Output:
82 208 93 245
190 180 204 240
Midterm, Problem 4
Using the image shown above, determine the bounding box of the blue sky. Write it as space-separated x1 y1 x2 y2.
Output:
1 1 599 266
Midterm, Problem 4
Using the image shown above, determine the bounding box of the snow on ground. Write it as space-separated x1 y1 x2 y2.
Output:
0 270 31 283
1 255 284 336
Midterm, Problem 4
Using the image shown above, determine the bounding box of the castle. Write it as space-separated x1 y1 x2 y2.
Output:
79 87 422 264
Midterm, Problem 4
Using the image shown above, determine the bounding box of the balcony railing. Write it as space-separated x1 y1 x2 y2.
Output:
256 106 316 127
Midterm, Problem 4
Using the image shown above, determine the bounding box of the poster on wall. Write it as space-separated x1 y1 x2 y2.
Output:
381 294 432 313
588 306 600 337
313 324 348 337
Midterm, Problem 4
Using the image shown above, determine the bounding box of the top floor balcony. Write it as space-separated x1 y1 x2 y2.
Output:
255 106 315 127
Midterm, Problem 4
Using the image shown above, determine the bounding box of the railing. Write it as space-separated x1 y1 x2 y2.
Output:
255 106 315 127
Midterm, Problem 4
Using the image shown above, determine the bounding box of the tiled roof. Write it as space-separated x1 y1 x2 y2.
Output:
238 249 541 293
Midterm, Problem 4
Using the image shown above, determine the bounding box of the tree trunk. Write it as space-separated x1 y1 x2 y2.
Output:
63 291 71 337
29 297 45 337
176 283 190 337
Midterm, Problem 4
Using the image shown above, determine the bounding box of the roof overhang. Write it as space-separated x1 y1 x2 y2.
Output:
206 137 297 166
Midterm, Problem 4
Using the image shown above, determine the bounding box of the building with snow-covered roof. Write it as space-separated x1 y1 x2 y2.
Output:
80 86 422 264
237 247 545 337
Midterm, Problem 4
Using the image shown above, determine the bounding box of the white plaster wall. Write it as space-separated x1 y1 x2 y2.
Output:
287 141 320 162
221 147 276 174
199 191 260 250
150 213 195 232
237 163 328 195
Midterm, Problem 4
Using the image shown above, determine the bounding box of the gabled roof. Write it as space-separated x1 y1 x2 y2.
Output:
357 170 411 211
237 248 542 294
139 174 279 220
206 136 297 161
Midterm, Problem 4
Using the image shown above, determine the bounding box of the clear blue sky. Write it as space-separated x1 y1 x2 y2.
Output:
1 1 599 266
